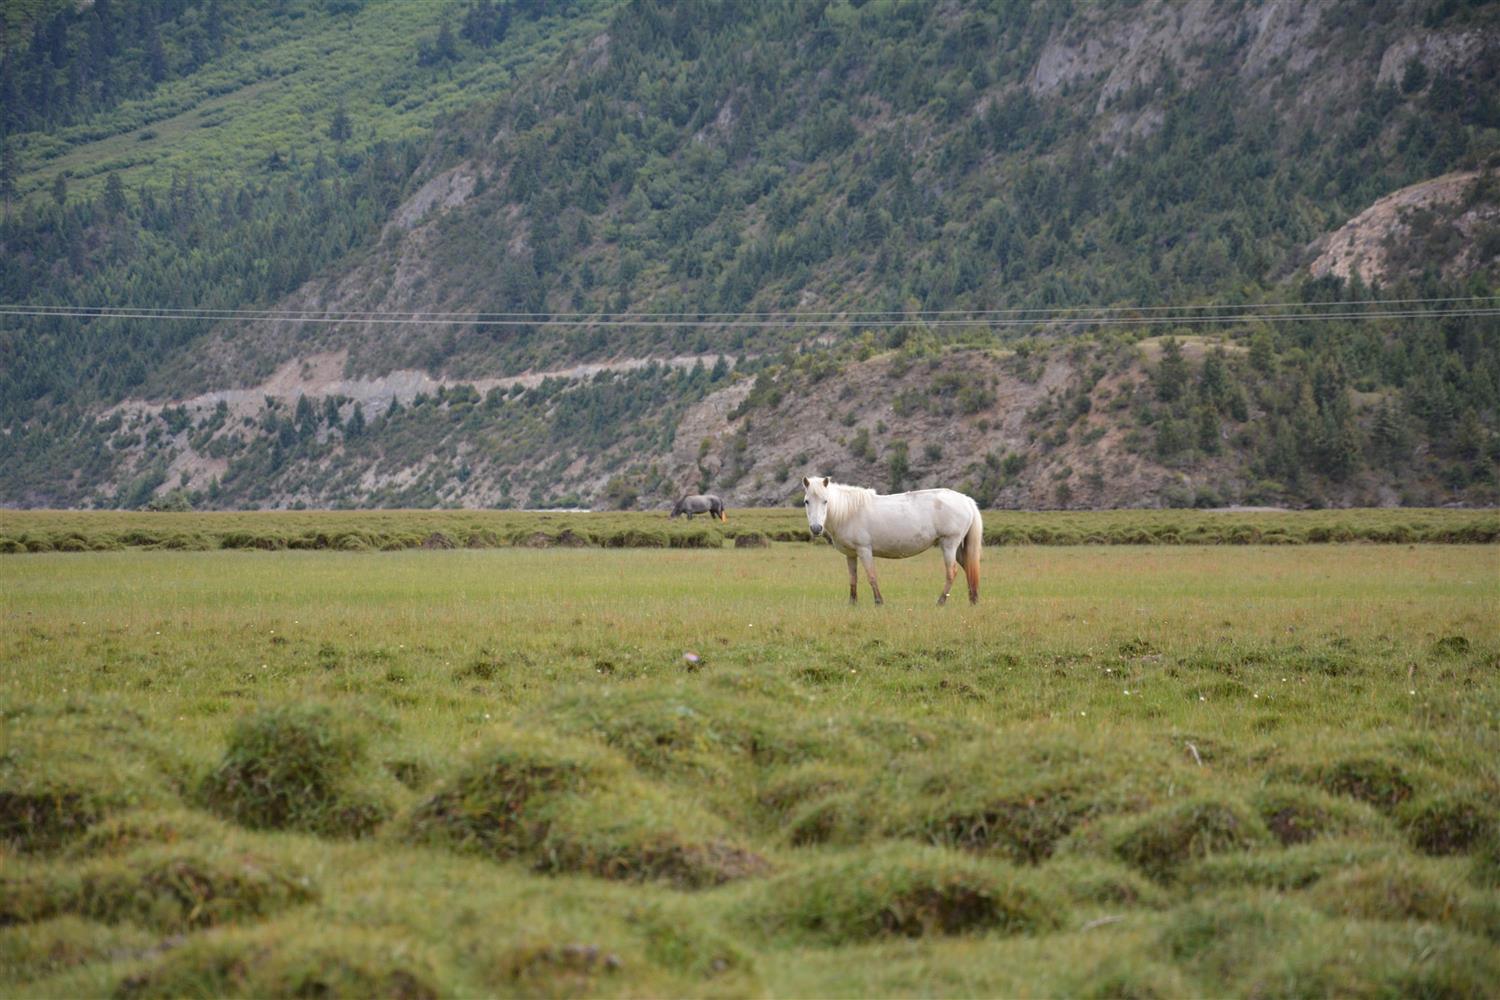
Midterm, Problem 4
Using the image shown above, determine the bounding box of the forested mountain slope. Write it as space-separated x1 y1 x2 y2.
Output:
1 0 1497 510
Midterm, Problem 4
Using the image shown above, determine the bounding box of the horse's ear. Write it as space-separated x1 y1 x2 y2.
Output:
822 476 831 487
801 477 809 487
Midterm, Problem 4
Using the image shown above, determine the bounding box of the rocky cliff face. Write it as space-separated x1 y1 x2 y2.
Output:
1308 171 1499 286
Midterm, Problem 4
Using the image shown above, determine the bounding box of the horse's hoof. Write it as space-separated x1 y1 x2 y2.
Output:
936 596 947 606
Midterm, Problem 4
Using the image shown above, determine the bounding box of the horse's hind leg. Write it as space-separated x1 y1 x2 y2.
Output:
847 554 859 604
938 539 961 605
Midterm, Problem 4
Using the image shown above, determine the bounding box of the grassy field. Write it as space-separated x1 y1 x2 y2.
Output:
3 506 1498 554
3 540 1498 997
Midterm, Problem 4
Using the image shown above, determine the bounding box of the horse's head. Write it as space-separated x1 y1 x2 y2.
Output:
669 497 684 518
801 476 832 536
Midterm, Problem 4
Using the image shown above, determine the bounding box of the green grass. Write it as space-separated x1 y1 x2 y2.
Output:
2 541 1497 996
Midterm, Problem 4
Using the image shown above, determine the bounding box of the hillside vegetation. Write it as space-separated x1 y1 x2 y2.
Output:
1 0 1498 509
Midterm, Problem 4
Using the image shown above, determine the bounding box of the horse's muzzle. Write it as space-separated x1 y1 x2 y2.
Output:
809 523 824 536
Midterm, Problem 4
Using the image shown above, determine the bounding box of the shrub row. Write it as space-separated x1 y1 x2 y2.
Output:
2 508 1496 553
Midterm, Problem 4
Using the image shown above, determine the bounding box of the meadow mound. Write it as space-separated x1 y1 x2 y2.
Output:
198 703 398 837
1249 785 1391 846
1399 793 1498 857
737 844 1067 944
1101 797 1273 880
1162 892 1500 995
114 922 441 999
1 701 182 854
770 731 1188 862
0 918 157 985
403 731 769 887
2 837 316 932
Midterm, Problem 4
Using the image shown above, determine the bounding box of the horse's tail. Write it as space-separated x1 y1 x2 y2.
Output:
962 505 982 603
717 499 727 521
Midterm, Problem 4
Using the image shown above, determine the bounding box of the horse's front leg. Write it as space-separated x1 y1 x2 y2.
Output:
859 549 884 606
846 554 859 604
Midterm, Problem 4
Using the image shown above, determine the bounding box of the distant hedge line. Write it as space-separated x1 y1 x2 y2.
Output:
1 508 1496 554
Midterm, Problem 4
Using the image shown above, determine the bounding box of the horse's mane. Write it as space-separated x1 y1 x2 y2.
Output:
826 482 875 528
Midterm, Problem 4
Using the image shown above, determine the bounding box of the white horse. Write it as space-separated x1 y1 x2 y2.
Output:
801 476 983 605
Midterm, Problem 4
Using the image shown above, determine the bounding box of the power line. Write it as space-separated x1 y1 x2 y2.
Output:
0 308 1494 328
0 294 1493 325
0 308 1497 330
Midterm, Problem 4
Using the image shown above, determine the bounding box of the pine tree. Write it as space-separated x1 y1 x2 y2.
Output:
0 134 16 216
103 172 127 217
329 103 352 143
1195 404 1220 454
1370 398 1410 467
1155 336 1187 403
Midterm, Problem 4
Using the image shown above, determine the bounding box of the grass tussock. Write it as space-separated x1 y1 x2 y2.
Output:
1237 918 1500 998
402 732 615 859
761 734 1163 861
491 940 626 996
114 922 441 999
1163 892 1500 994
0 917 157 984
1250 784 1389 846
737 845 1066 945
1064 955 1196 1000
551 688 833 778
1161 893 1326 982
1308 855 1500 939
404 731 769 888
1314 755 1416 811
1399 793 1498 857
198 703 397 837
1042 857 1170 911
0 703 180 854
1106 797 1273 880
64 809 230 859
2 841 316 931
1181 840 1397 891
